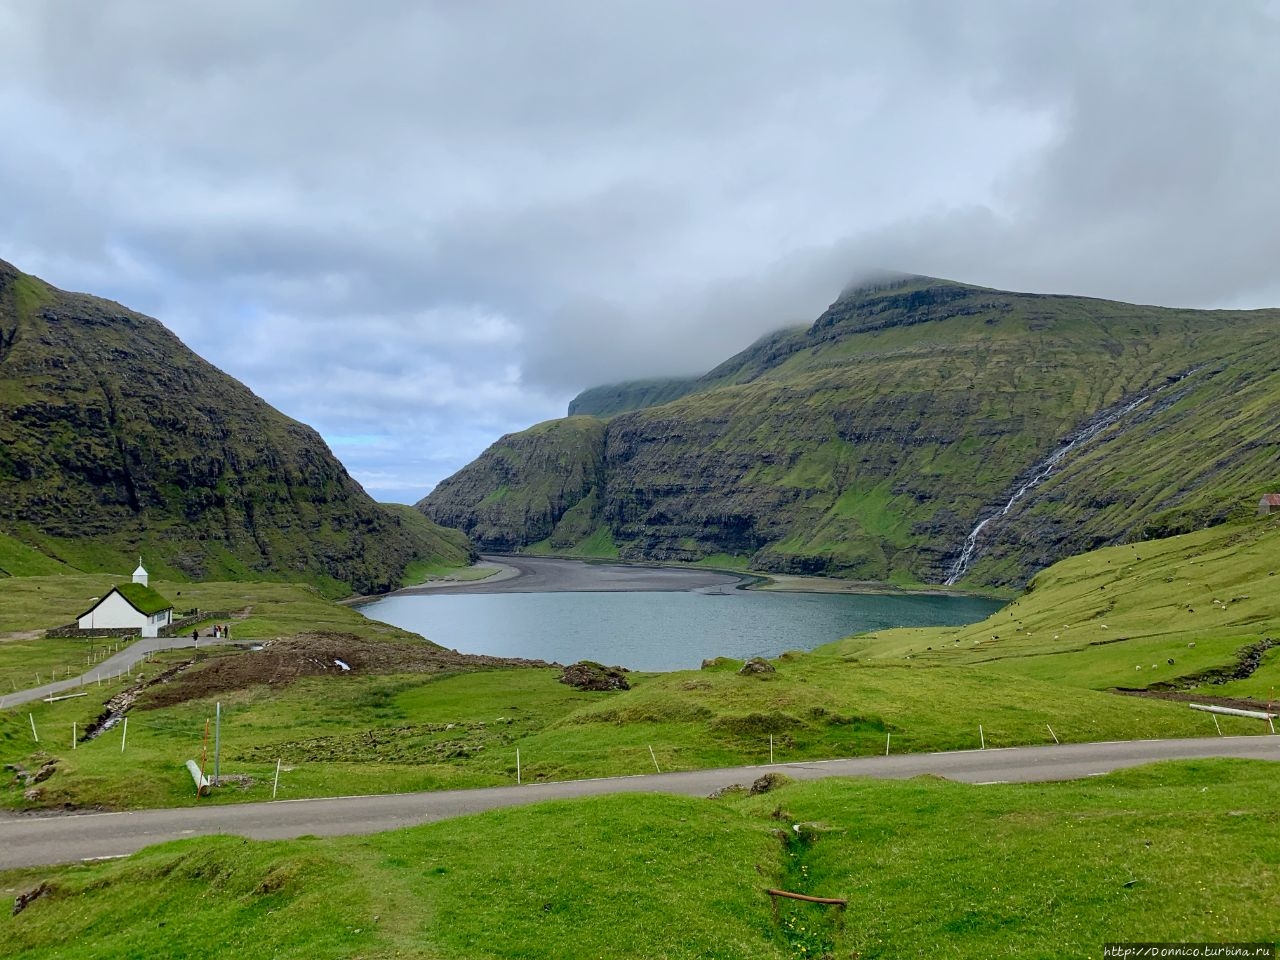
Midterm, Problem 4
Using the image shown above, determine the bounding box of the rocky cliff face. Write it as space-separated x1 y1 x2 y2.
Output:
419 275 1280 587
0 259 471 595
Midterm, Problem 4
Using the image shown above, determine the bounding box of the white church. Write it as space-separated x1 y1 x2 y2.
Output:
76 561 174 638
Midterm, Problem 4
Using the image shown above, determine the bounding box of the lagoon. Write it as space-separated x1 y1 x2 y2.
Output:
356 558 1004 671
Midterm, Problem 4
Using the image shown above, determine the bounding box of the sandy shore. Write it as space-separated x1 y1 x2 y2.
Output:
375 554 1003 600
750 572 1004 598
389 555 749 596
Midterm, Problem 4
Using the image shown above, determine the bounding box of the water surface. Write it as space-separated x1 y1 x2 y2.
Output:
358 560 1003 671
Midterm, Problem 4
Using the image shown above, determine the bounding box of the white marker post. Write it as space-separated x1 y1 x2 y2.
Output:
769 735 774 764
121 716 128 752
29 714 39 743
272 759 281 799
516 748 522 785
1047 724 1059 744
648 744 661 773
214 702 221 786
979 725 986 750
885 732 891 756
73 722 77 749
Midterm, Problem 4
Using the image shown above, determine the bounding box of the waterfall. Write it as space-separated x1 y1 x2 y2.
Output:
943 390 1162 586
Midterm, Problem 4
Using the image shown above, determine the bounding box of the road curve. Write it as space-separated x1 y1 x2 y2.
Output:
0 633 241 710
2 735 1276 870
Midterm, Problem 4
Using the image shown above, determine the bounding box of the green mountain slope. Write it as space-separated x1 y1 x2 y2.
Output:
0 259 472 595
419 275 1280 586
423 416 607 552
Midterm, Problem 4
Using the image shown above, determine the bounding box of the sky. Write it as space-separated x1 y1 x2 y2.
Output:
2 1 1278 502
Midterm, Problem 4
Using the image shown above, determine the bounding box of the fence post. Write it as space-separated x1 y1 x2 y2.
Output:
214 702 222 786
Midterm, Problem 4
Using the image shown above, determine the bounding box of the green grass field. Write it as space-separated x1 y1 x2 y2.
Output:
2 759 1275 959
2 517 1278 812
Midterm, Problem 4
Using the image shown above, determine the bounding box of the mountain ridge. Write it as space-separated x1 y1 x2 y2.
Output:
420 275 1280 587
0 258 472 596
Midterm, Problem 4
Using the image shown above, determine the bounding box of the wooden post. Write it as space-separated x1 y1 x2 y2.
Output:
766 887 847 923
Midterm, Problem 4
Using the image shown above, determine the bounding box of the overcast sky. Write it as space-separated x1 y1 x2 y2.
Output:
2 1 1278 502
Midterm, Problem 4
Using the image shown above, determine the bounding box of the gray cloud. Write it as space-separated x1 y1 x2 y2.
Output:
1 0 1277 500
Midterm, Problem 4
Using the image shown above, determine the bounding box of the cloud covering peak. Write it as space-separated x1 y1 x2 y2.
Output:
2 0 1278 499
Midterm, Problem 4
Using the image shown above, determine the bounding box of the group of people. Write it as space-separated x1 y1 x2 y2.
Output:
190 623 232 642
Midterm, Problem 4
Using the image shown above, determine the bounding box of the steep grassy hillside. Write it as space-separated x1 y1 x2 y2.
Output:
421 275 1280 587
422 416 608 552
0 259 472 596
834 512 1280 695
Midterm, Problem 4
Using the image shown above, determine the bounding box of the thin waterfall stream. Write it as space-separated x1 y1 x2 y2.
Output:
943 367 1205 585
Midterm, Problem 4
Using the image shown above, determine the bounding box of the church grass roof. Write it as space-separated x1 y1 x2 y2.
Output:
110 582 173 616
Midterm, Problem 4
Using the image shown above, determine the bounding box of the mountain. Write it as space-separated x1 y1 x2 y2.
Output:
0 259 472 595
418 275 1280 587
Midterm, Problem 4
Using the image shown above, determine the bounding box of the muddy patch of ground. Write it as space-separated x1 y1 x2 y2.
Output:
1113 637 1276 712
135 632 553 710
1115 689 1277 714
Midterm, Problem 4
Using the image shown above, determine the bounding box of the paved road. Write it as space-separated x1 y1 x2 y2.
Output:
0 632 238 710
2 735 1275 870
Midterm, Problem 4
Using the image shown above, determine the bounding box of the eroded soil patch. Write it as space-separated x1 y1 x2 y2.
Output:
133 632 552 710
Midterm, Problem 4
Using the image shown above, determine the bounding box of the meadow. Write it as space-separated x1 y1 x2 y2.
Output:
1 759 1275 958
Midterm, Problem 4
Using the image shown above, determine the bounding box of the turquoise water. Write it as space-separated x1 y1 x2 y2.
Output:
356 589 1004 672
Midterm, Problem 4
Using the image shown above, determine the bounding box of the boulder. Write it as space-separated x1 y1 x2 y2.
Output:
559 661 630 691
738 657 776 676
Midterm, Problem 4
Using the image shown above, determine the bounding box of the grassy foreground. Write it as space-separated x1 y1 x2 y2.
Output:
2 641 1265 812
2 759 1276 959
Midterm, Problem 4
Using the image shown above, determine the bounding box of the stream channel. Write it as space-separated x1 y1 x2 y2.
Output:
356 557 1004 672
